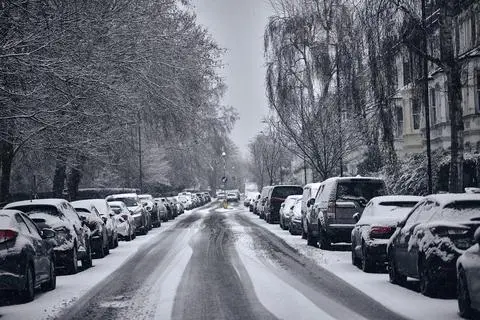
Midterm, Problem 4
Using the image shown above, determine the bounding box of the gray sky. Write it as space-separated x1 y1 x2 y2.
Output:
191 0 273 156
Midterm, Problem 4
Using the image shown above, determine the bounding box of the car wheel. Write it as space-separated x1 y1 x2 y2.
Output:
388 252 406 285
419 259 437 297
307 224 318 247
19 264 35 302
82 241 93 269
96 242 105 258
458 268 473 319
301 220 307 239
318 227 331 250
351 243 360 267
66 246 78 275
42 259 56 291
279 216 283 229
361 244 374 272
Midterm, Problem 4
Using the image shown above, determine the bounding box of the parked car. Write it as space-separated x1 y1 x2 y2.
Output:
457 226 480 318
258 186 273 219
88 199 119 249
387 194 480 297
71 201 110 258
4 199 93 274
159 198 173 220
289 199 303 235
154 198 169 222
106 194 149 235
138 194 161 228
307 177 386 249
252 194 261 214
350 195 422 272
301 182 322 240
108 201 135 241
279 195 303 230
264 185 303 224
226 192 238 202
0 209 57 302
167 197 179 218
174 197 185 215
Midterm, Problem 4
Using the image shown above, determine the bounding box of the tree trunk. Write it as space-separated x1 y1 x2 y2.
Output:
52 156 67 198
439 0 464 192
0 141 14 203
67 156 85 201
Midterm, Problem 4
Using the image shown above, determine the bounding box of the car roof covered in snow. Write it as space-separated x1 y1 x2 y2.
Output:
370 195 423 205
286 194 303 200
107 201 127 207
71 200 97 210
322 176 384 184
106 193 138 199
425 193 480 207
4 198 69 210
304 182 322 189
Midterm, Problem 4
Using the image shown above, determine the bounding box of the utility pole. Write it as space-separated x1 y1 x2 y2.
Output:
422 0 433 194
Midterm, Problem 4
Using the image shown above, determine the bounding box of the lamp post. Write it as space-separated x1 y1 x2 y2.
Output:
222 151 227 208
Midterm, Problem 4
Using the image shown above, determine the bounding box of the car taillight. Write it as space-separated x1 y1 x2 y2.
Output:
327 201 336 218
370 226 393 237
0 229 18 243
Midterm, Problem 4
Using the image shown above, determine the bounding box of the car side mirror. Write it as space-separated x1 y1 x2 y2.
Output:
396 221 404 228
353 212 360 222
79 216 86 222
142 202 148 207
307 198 315 207
102 216 107 223
474 227 480 244
41 228 56 239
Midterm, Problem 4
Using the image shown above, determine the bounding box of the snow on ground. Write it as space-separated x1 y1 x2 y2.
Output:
237 207 460 320
0 210 198 320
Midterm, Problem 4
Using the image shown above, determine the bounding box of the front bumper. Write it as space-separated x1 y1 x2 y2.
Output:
290 218 302 234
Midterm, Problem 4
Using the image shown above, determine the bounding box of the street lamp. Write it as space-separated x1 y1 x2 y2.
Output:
221 151 227 208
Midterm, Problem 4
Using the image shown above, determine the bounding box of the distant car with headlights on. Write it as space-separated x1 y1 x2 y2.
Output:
71 201 110 258
0 209 57 302
387 194 480 297
351 195 422 272
106 194 149 235
4 199 92 274
108 201 135 241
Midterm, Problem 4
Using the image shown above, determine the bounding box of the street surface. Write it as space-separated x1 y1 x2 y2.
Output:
52 202 406 320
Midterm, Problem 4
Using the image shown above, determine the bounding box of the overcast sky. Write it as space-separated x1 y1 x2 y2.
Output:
190 0 273 156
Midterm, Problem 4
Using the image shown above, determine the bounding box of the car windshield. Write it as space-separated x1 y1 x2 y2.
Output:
434 200 480 221
110 198 138 207
9 205 61 217
271 187 303 198
336 181 385 204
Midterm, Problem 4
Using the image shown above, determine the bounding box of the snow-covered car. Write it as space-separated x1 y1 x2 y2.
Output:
4 199 92 274
106 193 149 235
71 201 110 258
387 194 480 297
0 209 56 302
288 199 303 235
226 192 238 202
87 199 119 249
351 195 422 272
265 185 303 224
167 197 179 217
258 186 273 219
300 182 321 239
138 194 161 228
457 226 480 318
108 201 135 241
279 195 302 230
154 198 169 222
308 177 386 249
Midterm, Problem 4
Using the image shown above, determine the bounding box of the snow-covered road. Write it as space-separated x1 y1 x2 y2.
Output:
2 201 458 320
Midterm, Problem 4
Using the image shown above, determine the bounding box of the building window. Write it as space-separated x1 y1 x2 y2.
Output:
444 80 450 121
412 99 421 130
430 87 437 125
395 106 404 137
403 53 411 86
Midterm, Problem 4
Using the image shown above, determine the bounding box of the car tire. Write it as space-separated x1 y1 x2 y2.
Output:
301 220 307 239
82 241 93 269
351 243 360 267
318 227 331 250
96 242 105 258
19 264 35 302
388 252 406 285
458 268 473 319
361 244 374 272
42 259 56 291
419 259 437 297
66 246 78 275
